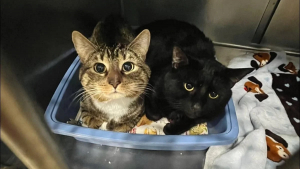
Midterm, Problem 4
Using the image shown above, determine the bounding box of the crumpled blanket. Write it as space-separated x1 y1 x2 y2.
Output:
204 51 299 169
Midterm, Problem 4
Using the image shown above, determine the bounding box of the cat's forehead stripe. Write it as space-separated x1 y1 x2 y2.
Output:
99 48 106 60
126 48 139 59
102 46 123 60
95 45 144 63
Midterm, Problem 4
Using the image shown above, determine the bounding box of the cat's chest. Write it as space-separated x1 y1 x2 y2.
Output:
92 97 134 121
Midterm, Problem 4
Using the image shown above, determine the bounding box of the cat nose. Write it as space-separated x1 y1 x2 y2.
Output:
192 103 201 111
107 68 122 89
109 79 121 88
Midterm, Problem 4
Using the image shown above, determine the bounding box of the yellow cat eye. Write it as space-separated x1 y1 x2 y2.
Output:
209 92 219 99
184 83 194 91
122 62 134 72
94 63 106 73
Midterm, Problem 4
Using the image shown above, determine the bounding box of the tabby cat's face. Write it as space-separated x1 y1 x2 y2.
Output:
72 30 151 102
164 47 253 119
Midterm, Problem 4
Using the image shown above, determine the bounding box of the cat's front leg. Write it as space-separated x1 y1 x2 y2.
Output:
145 102 162 121
106 120 133 132
167 111 184 123
145 110 162 121
163 118 196 135
81 112 104 129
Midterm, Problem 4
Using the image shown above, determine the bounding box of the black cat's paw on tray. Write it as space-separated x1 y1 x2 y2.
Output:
163 120 195 135
167 111 184 124
145 111 162 121
163 123 175 135
163 123 189 135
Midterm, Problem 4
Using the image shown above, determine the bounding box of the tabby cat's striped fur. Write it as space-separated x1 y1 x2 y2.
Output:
72 16 151 132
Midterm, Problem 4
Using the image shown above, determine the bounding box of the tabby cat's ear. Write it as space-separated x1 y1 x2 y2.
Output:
72 31 97 63
172 46 189 69
128 29 151 61
226 68 254 87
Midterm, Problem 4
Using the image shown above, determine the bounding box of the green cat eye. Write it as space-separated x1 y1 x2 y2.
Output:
94 63 106 73
122 62 134 72
184 83 194 91
209 92 219 99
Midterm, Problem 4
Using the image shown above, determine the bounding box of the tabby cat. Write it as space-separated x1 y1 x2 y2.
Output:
71 16 151 132
137 20 253 135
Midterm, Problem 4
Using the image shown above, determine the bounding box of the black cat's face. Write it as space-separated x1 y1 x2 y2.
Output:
163 61 232 119
163 47 254 119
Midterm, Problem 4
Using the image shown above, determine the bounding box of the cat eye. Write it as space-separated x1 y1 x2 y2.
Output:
184 83 194 91
94 63 106 73
209 92 219 99
122 62 134 72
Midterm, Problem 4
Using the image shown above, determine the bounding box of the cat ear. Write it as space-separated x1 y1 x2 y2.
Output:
127 29 151 61
72 31 97 63
226 68 254 87
172 46 189 69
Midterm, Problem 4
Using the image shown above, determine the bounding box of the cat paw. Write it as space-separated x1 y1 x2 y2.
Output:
145 112 162 121
167 112 183 123
82 116 103 129
106 120 117 130
115 126 132 133
163 123 175 135
99 122 108 130
106 120 132 132
163 123 189 135
87 120 102 129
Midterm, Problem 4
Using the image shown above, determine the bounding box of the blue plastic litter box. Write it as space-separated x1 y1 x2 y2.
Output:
45 56 239 150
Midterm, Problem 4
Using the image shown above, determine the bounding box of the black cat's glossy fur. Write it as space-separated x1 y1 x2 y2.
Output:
137 20 253 135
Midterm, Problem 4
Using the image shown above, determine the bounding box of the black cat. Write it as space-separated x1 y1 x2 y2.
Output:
137 20 254 135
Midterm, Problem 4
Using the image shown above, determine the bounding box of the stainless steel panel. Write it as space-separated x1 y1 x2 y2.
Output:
251 0 280 43
260 0 300 52
1 0 121 109
123 0 269 46
1 0 120 79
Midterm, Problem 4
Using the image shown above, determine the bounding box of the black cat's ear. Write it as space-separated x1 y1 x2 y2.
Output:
172 46 189 69
72 31 97 63
226 68 254 87
128 29 151 61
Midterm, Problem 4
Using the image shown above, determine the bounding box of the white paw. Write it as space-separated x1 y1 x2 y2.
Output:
81 123 88 128
99 122 108 130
